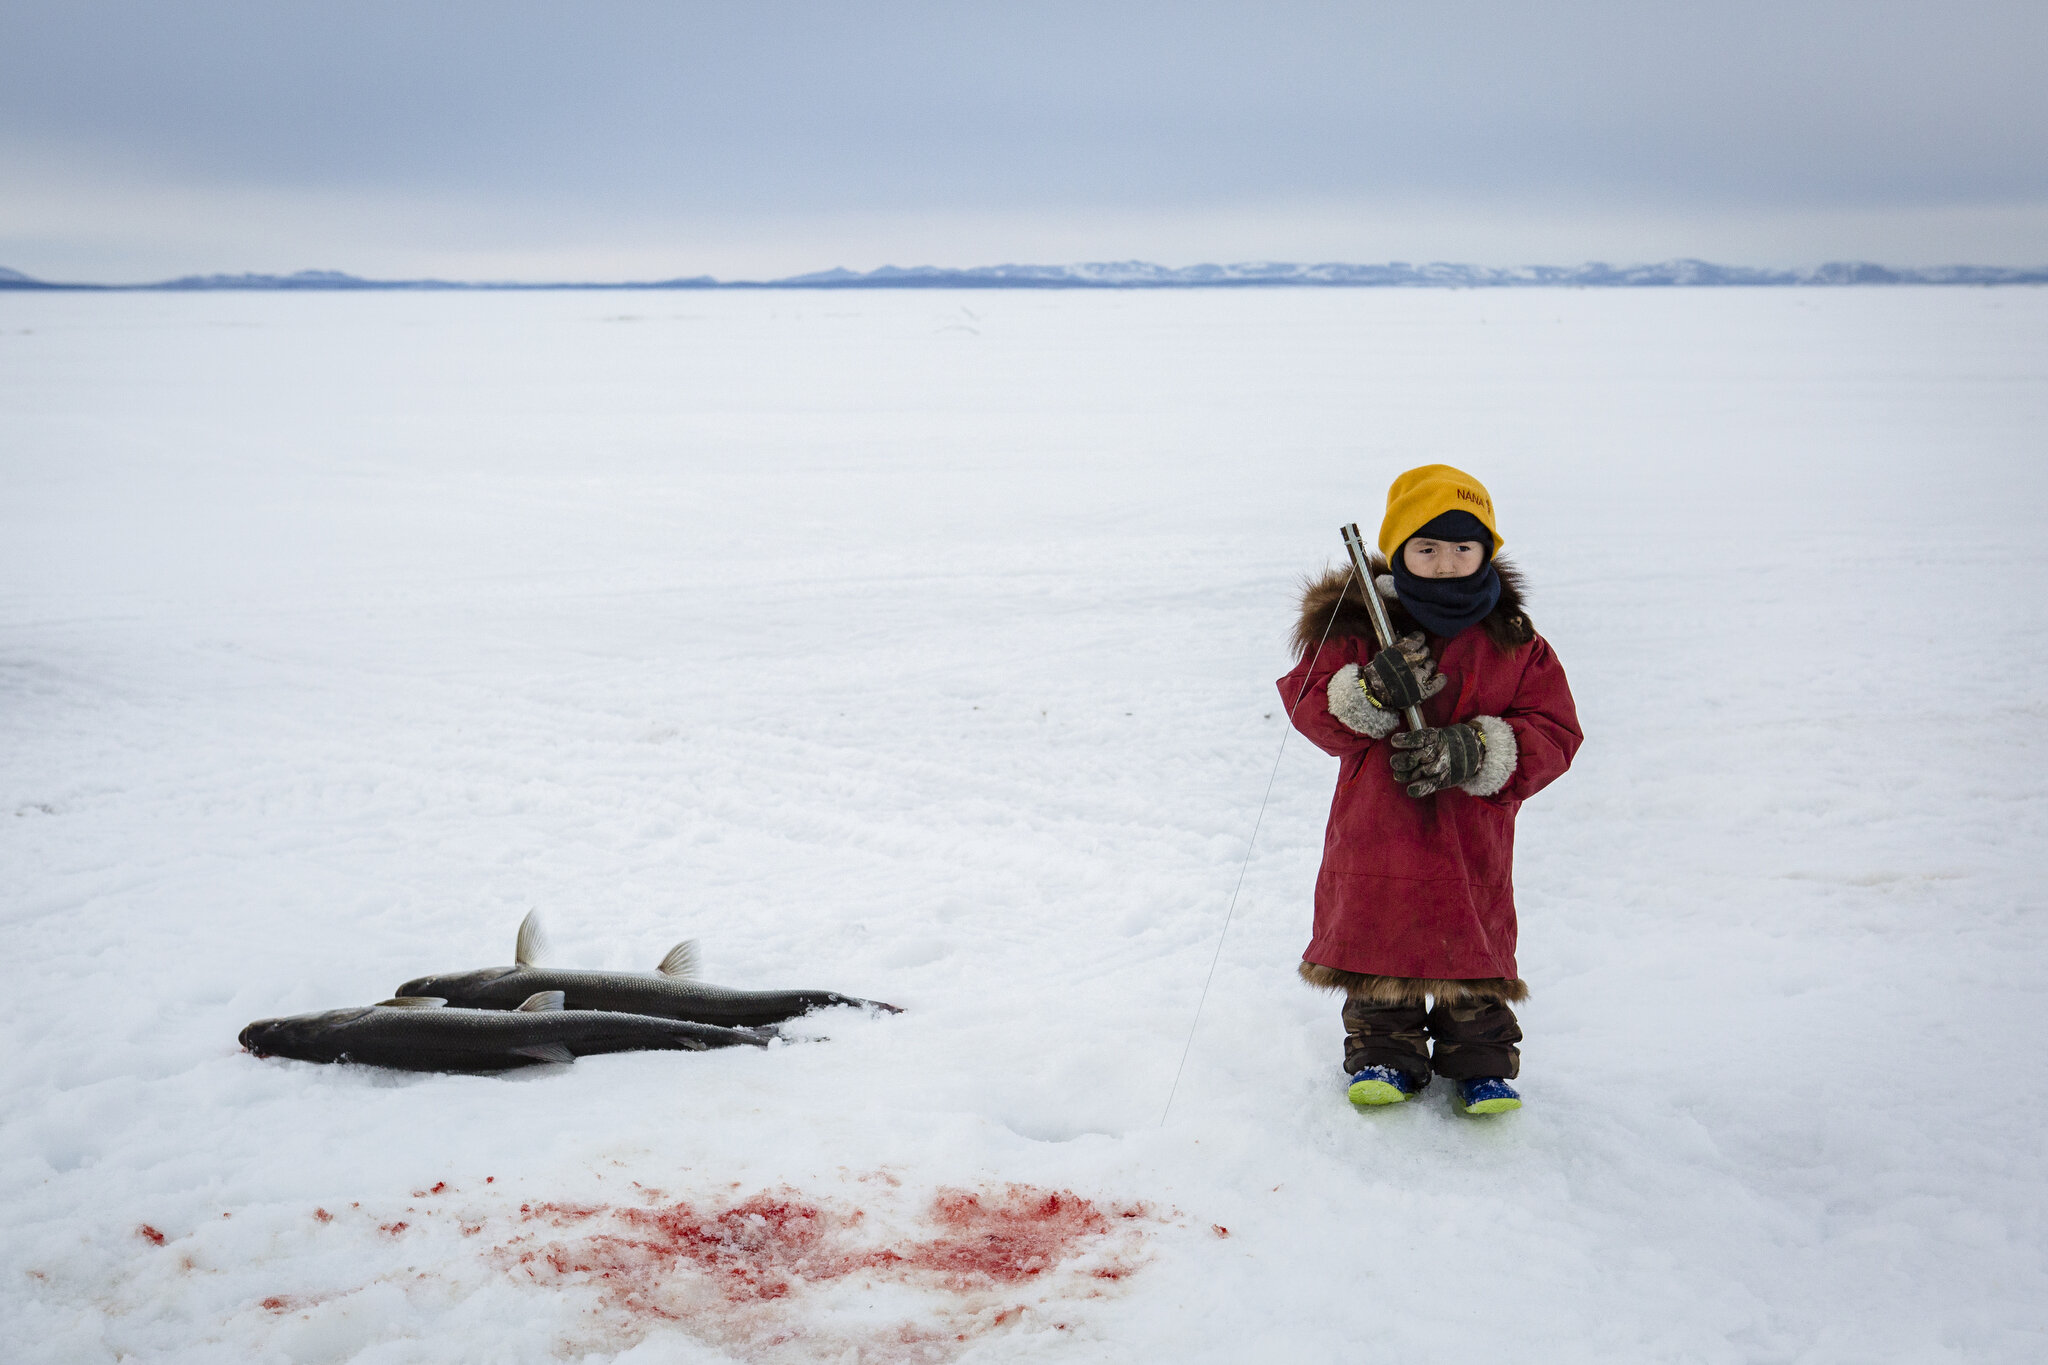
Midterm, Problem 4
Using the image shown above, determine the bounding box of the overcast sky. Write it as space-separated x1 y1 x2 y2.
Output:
3 1 2044 281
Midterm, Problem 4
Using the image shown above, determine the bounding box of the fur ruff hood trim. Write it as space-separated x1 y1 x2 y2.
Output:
1299 960 1529 1008
1292 554 1533 658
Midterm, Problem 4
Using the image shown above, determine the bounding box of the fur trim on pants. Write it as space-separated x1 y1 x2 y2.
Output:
1299 959 1527 1008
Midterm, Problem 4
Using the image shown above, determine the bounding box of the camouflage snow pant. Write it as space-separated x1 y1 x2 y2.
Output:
1341 996 1521 1087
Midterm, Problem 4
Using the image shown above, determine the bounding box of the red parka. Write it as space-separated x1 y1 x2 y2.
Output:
1277 563 1581 987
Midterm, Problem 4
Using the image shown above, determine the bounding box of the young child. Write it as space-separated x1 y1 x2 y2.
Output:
1277 465 1581 1114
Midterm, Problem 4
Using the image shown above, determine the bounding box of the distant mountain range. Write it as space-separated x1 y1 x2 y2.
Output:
4 259 2046 290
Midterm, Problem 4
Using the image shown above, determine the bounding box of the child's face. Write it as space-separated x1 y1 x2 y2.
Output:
1402 537 1486 579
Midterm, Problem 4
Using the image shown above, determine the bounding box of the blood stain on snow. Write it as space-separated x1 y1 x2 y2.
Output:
1212 1224 1230 1238
899 1187 1122 1289
515 1184 1132 1303
272 1176 1152 1361
137 1225 166 1246
495 1181 1152 1360
513 1191 833 1307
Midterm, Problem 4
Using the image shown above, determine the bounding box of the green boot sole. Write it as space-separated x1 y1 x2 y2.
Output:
1347 1078 1413 1106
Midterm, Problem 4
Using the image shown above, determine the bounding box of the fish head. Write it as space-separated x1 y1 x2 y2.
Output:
394 965 519 1000
238 1007 374 1063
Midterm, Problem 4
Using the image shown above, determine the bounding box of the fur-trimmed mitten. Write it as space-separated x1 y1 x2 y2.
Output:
1362 633 1445 710
1389 723 1486 797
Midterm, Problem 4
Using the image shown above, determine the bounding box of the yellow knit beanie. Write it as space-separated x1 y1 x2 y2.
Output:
1377 464 1502 561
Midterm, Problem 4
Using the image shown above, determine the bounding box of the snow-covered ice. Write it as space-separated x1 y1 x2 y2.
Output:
3 286 2045 1362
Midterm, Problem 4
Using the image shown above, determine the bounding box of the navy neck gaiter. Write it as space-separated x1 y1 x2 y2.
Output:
1391 557 1501 638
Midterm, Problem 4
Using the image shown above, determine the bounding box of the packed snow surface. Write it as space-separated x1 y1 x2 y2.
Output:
4 288 2045 1362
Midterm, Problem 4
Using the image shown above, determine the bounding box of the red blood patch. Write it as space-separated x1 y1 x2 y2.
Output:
284 1176 1154 1360
498 1181 1150 1347
514 1191 838 1308
138 1224 166 1246
900 1187 1111 1289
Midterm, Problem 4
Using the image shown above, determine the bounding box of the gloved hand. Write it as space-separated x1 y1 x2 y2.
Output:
1359 632 1445 712
1389 723 1485 798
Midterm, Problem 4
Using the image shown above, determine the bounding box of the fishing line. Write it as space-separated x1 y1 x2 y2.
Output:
1159 563 1354 1126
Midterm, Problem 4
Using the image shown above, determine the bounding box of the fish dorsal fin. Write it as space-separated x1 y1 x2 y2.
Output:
516 990 567 1013
376 996 447 1009
656 940 701 979
511 1042 575 1064
515 911 548 968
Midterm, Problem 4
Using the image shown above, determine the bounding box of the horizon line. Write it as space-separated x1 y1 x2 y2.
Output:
5 257 2048 291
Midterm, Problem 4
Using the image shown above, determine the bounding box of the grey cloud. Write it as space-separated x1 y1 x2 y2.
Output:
4 0 2045 216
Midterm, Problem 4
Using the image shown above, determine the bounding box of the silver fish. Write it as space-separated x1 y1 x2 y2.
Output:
394 913 901 1028
238 990 769 1073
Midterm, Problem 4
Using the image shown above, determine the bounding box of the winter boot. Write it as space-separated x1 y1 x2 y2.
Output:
1347 1064 1422 1106
1454 1077 1521 1115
